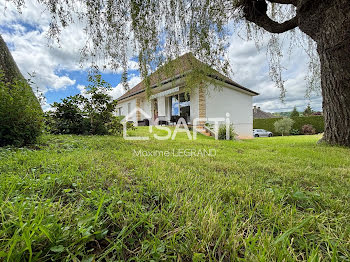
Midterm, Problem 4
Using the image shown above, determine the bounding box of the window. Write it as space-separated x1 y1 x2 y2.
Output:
179 93 190 118
171 95 179 116
117 107 122 116
170 93 190 120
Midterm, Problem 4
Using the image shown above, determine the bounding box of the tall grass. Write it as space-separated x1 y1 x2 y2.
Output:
0 129 349 261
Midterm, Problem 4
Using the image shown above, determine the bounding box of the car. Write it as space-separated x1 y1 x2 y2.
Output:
253 129 273 137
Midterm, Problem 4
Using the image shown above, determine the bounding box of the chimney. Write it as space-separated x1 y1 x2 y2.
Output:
258 107 261 110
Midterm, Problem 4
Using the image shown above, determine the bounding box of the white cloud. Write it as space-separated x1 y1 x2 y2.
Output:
0 1 138 96
109 75 142 100
0 1 80 93
227 30 322 113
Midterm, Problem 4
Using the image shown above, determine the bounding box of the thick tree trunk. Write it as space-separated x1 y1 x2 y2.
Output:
244 0 350 146
317 0 350 146
318 42 350 146
298 0 350 146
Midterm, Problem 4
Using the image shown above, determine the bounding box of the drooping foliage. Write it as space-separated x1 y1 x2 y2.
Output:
7 0 319 97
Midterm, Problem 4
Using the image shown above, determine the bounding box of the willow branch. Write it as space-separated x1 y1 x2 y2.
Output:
246 13 299 33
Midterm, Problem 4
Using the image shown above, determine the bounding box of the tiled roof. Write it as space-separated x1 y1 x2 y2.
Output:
118 53 258 101
253 107 276 119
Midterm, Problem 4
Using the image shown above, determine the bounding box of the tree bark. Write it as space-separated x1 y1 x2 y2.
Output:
297 0 350 146
309 1 350 146
318 46 350 146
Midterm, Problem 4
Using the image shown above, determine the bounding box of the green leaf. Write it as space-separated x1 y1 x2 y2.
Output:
292 191 309 201
50 245 65 253
193 253 206 262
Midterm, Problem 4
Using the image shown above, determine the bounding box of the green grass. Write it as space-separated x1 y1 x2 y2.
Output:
0 128 349 261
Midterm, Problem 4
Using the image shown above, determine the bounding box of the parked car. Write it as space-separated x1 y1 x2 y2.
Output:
253 129 273 137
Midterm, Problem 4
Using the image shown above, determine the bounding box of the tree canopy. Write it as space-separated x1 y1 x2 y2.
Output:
290 106 299 118
6 0 319 94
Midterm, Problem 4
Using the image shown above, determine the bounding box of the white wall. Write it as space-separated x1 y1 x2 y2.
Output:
139 97 152 120
205 84 254 138
116 98 137 122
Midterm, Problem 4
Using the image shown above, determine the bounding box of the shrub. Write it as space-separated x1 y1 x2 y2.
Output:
218 124 236 140
45 96 90 135
105 116 135 136
274 118 294 136
254 116 324 136
302 124 316 135
0 75 43 146
290 129 300 135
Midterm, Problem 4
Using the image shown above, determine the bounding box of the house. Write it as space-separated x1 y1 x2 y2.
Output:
116 53 259 139
253 106 276 119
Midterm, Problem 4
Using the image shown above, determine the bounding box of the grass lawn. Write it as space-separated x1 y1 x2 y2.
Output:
0 128 349 261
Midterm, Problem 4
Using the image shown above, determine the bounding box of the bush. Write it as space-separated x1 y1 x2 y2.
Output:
105 116 135 136
45 96 90 135
254 116 324 136
0 75 43 146
45 74 118 135
290 129 300 135
274 118 294 136
218 124 236 140
302 124 316 135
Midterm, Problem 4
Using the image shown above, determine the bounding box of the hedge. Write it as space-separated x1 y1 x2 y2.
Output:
253 116 324 136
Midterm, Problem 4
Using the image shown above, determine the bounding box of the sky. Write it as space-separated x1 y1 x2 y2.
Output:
0 1 322 113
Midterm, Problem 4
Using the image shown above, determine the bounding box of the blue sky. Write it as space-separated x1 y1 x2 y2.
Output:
44 70 128 105
0 1 322 113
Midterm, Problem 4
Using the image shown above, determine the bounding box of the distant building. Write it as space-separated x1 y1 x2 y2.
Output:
311 111 323 116
253 106 276 119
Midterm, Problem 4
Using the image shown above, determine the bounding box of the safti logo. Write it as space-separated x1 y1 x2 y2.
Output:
122 107 232 141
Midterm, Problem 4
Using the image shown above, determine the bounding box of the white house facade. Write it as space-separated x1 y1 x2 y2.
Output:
116 53 259 139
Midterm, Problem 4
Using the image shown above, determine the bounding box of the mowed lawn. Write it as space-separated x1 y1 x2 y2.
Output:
0 128 349 261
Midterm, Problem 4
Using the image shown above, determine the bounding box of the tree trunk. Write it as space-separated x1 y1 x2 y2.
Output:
298 0 350 146
318 42 350 146
317 0 350 146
